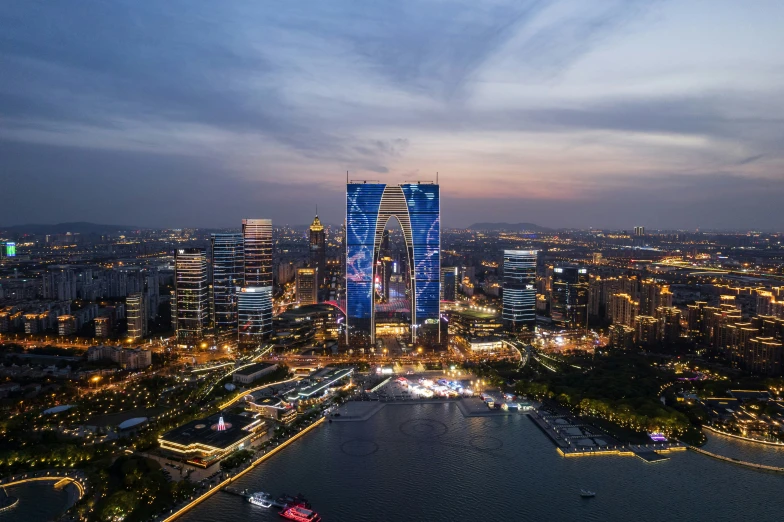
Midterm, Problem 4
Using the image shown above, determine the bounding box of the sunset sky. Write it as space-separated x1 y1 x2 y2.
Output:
1 0 783 230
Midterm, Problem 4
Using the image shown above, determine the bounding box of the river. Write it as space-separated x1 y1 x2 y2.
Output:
175 402 784 522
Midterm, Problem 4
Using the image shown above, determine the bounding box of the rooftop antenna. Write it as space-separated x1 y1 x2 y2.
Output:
437 171 439 184
346 170 349 184
315 204 318 217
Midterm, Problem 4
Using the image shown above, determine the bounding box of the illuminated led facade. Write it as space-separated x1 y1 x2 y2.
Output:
175 248 209 344
239 219 273 347
502 250 537 331
346 182 440 346
211 233 244 331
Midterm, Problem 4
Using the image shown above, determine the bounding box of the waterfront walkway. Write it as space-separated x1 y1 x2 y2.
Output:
158 417 325 522
688 446 784 473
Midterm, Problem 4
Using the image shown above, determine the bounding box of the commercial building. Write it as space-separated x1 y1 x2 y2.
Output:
126 292 148 339
175 248 209 345
550 266 589 330
440 266 458 302
501 250 537 332
232 362 278 384
346 182 440 346
242 219 273 287
238 287 273 347
239 219 273 346
244 395 297 424
309 214 326 285
211 233 244 332
158 413 267 468
296 268 318 306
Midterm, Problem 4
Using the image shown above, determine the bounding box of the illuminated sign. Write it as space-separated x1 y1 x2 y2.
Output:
554 268 563 273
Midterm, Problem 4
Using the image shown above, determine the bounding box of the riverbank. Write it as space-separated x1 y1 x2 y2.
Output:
703 424 784 447
159 417 325 522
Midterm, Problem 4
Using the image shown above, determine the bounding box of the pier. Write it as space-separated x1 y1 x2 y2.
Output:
529 410 685 461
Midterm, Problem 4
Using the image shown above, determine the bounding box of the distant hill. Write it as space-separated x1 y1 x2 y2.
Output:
467 222 552 232
0 222 141 235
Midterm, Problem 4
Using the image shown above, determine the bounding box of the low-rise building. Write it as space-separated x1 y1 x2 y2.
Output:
233 362 278 384
158 413 267 468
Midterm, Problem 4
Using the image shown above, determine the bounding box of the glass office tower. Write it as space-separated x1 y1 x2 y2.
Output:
238 219 273 347
550 265 589 330
502 250 538 332
175 248 209 345
346 182 440 346
211 233 244 331
440 267 458 302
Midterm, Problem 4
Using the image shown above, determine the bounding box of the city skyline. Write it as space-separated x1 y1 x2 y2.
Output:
2 1 784 230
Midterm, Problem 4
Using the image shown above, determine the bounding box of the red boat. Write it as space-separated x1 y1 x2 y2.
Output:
279 506 321 522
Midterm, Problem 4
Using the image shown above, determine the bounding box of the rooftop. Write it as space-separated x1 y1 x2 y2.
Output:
160 413 262 450
234 362 274 377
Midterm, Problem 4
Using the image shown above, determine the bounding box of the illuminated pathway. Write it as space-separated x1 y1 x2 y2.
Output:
0 470 88 499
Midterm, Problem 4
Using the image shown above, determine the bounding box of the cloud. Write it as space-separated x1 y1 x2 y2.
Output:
0 0 783 229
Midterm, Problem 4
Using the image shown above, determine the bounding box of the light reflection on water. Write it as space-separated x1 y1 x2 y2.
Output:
175 402 784 522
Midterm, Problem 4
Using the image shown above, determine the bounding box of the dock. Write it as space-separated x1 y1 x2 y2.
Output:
221 487 287 508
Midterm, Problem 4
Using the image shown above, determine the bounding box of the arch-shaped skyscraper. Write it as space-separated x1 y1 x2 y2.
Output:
346 182 440 347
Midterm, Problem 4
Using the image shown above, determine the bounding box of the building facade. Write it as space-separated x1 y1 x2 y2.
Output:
346 182 440 346
440 266 458 302
309 214 326 285
211 233 244 332
239 219 273 346
550 265 589 330
296 268 318 306
502 250 537 332
175 248 209 345
126 292 148 339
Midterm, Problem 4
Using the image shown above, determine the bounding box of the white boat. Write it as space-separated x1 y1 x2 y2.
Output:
580 489 596 498
249 491 274 508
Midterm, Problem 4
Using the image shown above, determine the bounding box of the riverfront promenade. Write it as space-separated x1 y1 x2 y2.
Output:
158 417 325 522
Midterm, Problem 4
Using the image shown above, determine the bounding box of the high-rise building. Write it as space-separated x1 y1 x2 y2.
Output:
296 268 318 306
310 214 326 285
242 219 272 287
175 248 209 345
346 182 440 346
238 287 273 346
634 226 645 236
501 250 537 332
239 219 273 347
550 266 589 330
127 292 148 339
440 267 458 302
211 233 244 331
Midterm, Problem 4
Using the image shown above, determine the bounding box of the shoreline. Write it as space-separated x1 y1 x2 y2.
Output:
702 425 784 448
330 398 534 422
159 417 326 522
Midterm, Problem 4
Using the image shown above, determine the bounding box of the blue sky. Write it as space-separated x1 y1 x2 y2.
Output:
1 0 783 230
